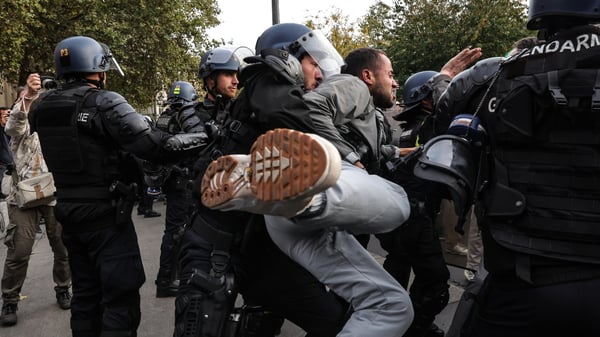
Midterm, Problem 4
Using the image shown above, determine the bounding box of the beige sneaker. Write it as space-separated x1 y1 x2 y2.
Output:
201 128 341 217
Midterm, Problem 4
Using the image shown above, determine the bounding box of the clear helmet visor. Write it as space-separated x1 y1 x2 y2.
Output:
98 43 124 76
109 56 125 77
295 30 343 79
208 46 254 67
231 46 255 71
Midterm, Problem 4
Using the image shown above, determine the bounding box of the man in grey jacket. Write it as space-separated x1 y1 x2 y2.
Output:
201 40 414 336
0 73 71 326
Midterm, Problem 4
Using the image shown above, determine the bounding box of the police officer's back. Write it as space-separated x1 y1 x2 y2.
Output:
28 35 206 337
431 2 600 336
173 28 348 337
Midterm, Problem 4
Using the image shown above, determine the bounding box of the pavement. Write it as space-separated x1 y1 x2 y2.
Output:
0 201 466 336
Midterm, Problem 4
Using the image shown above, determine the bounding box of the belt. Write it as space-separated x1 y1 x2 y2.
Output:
56 186 113 200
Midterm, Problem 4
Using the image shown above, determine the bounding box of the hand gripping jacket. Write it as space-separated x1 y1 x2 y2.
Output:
437 31 600 269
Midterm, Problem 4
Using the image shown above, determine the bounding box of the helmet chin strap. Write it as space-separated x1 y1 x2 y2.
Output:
84 72 105 89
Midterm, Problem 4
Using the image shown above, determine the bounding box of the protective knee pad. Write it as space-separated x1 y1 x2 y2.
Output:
174 291 204 337
174 289 236 337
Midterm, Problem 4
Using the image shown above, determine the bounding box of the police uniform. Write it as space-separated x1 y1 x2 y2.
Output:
377 82 450 337
435 23 600 337
173 62 348 337
30 81 205 337
148 93 198 297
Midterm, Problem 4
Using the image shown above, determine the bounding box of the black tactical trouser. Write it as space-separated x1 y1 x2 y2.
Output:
376 205 450 336
466 274 600 337
174 215 348 337
62 220 145 337
157 176 192 283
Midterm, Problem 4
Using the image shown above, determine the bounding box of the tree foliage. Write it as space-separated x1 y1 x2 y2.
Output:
373 0 529 83
0 0 221 108
2 0 532 107
358 1 396 50
303 6 370 58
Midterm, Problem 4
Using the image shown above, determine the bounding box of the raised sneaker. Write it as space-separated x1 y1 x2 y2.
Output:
201 128 341 218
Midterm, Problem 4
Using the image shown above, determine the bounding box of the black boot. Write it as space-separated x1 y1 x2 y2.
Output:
144 210 161 218
155 279 179 297
1 302 17 326
56 287 72 310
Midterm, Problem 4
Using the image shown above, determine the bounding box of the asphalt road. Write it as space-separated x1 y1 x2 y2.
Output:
0 201 465 337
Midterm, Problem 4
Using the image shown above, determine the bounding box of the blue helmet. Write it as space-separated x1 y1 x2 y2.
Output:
253 23 343 79
527 0 600 30
402 70 438 110
166 81 198 104
254 23 311 58
54 36 124 79
198 47 245 79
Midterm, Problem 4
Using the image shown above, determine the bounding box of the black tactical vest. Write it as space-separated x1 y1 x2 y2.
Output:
481 35 600 266
31 86 120 190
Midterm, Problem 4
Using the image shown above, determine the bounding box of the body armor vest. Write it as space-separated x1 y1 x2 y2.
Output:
156 105 182 134
31 86 120 191
481 41 600 265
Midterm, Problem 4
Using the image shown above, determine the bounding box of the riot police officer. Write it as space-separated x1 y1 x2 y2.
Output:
201 36 415 337
376 70 451 337
177 47 249 177
429 1 600 335
152 80 199 297
174 37 348 337
29 36 207 337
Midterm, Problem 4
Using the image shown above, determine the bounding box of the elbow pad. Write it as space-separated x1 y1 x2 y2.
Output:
164 132 208 152
178 104 205 133
97 90 151 140
436 57 503 128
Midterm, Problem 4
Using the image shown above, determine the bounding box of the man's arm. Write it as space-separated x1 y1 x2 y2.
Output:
431 47 483 103
304 76 373 166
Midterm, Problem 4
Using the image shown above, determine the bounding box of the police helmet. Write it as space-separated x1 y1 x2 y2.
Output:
446 114 488 145
198 47 252 79
166 81 198 104
413 134 478 225
254 23 311 58
253 23 344 79
54 36 124 79
394 70 438 121
403 71 438 109
527 0 600 30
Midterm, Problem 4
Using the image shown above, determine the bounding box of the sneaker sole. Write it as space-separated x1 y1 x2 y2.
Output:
201 128 341 211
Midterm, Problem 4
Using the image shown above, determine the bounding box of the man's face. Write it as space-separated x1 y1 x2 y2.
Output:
0 109 9 127
301 55 323 91
210 70 239 99
370 54 399 109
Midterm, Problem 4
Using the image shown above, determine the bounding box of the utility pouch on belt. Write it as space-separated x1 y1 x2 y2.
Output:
109 181 137 226
227 305 281 337
188 268 237 337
